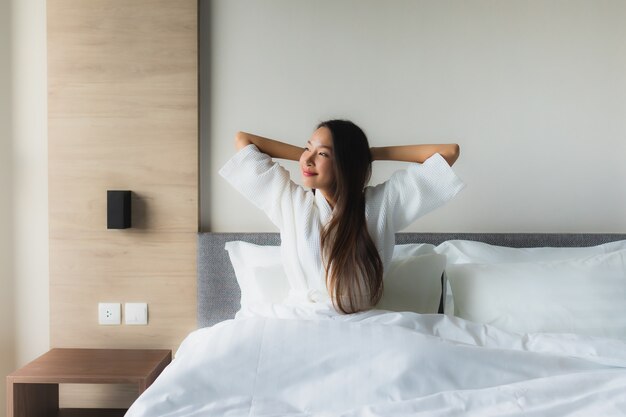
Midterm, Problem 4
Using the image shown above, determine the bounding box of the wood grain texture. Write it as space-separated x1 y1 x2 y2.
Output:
47 0 197 408
8 349 171 385
7 349 171 414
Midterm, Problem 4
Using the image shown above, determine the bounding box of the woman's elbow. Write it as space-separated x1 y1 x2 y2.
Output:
445 144 460 166
234 131 252 151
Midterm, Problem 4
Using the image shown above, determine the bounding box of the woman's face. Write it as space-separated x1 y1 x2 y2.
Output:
300 126 336 195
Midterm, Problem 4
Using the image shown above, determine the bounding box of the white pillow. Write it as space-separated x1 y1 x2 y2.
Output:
435 239 626 265
225 241 444 314
224 242 290 313
392 243 437 258
445 249 626 339
377 252 446 314
436 239 626 315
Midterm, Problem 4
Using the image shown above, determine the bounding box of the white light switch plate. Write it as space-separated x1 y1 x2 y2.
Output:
125 303 148 325
98 303 121 325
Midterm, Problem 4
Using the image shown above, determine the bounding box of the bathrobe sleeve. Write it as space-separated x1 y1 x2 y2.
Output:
371 152 465 232
219 144 297 227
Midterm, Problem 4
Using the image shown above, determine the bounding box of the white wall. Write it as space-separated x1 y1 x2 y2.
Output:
204 0 626 233
0 0 16 414
1 1 49 414
11 0 49 368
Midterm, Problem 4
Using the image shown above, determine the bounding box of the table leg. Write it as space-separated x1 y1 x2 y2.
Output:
7 383 58 417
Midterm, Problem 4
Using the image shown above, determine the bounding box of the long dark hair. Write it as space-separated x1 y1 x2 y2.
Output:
317 119 384 314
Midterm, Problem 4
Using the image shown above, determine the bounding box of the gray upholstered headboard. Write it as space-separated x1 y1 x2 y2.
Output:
197 232 626 328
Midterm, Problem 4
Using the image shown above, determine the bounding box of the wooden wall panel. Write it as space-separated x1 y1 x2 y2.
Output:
47 0 197 407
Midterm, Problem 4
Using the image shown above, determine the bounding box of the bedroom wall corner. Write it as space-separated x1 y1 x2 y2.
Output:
47 0 198 408
3 0 51 415
12 0 50 369
1 1 15 415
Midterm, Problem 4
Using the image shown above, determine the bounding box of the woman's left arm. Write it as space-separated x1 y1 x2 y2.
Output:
371 144 460 166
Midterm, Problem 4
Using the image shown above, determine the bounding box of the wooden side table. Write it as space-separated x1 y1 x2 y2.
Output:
6 348 171 417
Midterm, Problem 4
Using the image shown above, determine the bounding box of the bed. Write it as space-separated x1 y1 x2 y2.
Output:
126 232 626 416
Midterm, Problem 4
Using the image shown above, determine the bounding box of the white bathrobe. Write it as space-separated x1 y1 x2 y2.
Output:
219 144 465 305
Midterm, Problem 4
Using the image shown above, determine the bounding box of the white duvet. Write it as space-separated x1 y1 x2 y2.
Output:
126 310 626 416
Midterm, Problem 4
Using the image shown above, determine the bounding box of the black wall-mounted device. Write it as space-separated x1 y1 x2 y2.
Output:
107 190 131 229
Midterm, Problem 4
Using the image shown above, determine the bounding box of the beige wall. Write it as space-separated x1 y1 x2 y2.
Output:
4 0 198 410
47 0 198 407
205 0 626 233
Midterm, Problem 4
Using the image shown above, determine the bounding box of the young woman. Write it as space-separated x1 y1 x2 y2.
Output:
219 119 465 314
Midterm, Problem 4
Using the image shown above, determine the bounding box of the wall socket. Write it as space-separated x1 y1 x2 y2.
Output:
98 302 121 325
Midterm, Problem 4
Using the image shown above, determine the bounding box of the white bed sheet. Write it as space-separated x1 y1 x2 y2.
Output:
126 310 626 416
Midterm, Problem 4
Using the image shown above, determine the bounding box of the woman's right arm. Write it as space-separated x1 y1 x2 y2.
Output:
235 131 304 161
371 144 460 167
221 131 301 228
